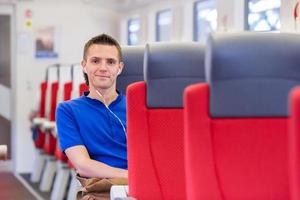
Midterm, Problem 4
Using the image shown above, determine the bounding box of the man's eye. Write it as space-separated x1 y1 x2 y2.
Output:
91 59 99 64
107 59 116 65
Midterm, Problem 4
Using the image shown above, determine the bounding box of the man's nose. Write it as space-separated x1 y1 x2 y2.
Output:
98 61 108 71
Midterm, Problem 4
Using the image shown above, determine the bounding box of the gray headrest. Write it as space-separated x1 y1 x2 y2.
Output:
207 33 300 117
117 46 144 94
145 42 205 108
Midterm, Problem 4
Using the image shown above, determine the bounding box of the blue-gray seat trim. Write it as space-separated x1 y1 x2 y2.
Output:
145 42 205 108
117 46 144 94
207 33 300 117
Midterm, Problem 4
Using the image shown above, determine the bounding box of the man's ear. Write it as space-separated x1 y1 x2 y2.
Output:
83 67 87 73
81 60 87 73
118 62 124 75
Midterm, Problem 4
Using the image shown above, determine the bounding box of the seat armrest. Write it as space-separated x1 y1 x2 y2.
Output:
110 185 136 200
41 120 56 133
32 117 47 127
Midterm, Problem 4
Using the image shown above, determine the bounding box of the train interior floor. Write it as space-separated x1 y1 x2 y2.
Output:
20 173 52 200
0 172 38 200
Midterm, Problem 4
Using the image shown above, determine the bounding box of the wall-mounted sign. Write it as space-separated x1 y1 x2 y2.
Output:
35 26 59 58
25 9 32 18
24 19 32 29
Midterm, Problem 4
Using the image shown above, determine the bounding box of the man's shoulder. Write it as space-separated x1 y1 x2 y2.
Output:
58 96 85 110
119 93 126 102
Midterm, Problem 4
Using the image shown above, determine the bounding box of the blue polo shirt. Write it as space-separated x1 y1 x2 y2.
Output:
56 92 127 169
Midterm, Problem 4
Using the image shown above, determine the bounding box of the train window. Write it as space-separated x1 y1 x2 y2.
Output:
128 18 140 45
156 9 172 42
246 0 280 31
193 0 217 42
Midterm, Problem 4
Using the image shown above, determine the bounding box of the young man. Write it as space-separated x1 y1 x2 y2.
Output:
56 34 127 180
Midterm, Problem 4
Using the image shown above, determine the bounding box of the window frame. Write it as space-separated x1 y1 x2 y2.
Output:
156 9 172 42
127 18 140 46
193 0 217 42
245 0 281 32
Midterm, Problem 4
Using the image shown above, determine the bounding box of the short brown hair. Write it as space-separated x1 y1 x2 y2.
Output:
82 34 122 86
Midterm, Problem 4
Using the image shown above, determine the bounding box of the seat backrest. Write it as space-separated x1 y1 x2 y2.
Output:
57 65 72 103
39 81 48 118
127 42 205 200
34 81 48 149
55 81 73 162
44 81 59 155
184 33 300 200
49 81 59 121
289 86 300 200
63 81 73 101
79 82 88 96
117 46 144 94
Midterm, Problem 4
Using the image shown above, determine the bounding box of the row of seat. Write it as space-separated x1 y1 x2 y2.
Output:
122 33 300 200
30 32 300 200
30 63 87 200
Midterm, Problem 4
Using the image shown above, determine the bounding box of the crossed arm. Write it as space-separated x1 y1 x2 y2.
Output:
65 145 128 179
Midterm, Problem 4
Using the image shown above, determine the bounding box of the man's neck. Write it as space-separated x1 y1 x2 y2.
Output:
88 87 118 106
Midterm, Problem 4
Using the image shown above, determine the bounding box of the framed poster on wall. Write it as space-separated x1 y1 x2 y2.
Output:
35 26 59 58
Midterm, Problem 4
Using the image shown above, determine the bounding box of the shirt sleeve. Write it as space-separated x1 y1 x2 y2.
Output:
56 102 84 153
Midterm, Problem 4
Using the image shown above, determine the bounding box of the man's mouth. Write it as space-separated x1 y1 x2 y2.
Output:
95 75 110 78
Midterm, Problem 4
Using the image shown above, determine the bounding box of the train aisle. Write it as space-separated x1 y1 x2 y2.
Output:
0 172 38 200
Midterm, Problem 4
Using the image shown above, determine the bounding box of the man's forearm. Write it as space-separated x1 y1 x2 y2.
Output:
76 158 128 179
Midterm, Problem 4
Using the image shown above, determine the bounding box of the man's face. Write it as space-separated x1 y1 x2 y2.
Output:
82 44 123 91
